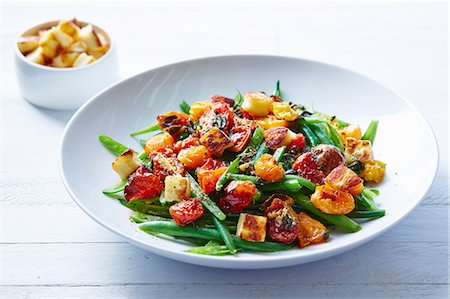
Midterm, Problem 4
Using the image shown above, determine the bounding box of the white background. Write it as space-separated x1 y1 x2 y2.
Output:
1 1 449 298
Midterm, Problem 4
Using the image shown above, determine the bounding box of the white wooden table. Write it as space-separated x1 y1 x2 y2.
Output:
2 1 448 298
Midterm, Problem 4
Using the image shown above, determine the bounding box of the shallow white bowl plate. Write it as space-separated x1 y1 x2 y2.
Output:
60 55 438 269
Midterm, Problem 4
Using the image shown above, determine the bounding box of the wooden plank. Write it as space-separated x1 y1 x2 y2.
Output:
2 242 447 286
2 284 448 299
2 205 447 244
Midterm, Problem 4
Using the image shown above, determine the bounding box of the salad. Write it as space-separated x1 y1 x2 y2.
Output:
99 82 386 255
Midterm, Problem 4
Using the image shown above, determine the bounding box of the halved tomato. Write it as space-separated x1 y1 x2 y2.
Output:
169 198 204 226
124 166 164 202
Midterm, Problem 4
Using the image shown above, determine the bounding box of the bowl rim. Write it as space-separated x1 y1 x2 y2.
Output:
58 54 439 268
14 19 115 72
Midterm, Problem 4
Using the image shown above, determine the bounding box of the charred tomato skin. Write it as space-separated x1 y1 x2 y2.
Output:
199 101 234 133
218 180 258 213
152 153 185 182
292 152 325 185
264 198 300 244
311 144 345 175
229 125 252 152
169 198 204 226
124 166 164 202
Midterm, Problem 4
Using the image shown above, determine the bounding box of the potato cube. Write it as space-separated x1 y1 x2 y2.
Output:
324 165 363 196
164 175 190 202
77 24 101 50
72 52 95 67
57 20 80 37
53 28 74 48
61 53 80 66
236 213 267 242
17 36 39 55
25 46 44 64
87 46 109 59
242 92 273 117
344 137 372 164
96 32 109 46
40 37 60 59
111 149 141 180
68 41 88 53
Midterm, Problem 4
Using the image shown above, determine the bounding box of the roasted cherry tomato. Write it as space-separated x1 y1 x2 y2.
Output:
288 133 305 151
311 185 355 214
219 180 258 213
292 152 325 185
169 198 204 226
177 145 211 170
152 153 185 182
157 111 193 139
199 101 234 133
264 197 299 244
211 94 235 106
124 166 164 202
229 125 252 152
297 212 329 248
311 144 345 175
196 158 228 194
254 154 285 182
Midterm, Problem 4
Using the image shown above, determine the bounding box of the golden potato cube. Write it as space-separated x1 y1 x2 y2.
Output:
17 36 39 55
324 165 364 196
77 24 102 50
57 20 80 37
52 28 74 48
242 92 273 117
164 175 190 202
111 149 141 180
87 45 109 59
68 41 88 53
236 213 267 242
25 46 45 64
96 32 109 46
72 52 95 67
344 137 372 164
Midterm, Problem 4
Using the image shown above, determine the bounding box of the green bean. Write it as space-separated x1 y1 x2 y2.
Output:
347 209 385 219
274 80 282 98
139 221 295 252
284 175 316 191
186 245 236 256
362 120 379 144
99 135 128 156
130 211 171 224
273 146 286 163
289 192 361 233
102 180 127 195
130 123 161 137
326 122 345 151
251 142 270 165
300 122 320 147
212 216 237 254
117 198 170 217
332 117 350 129
234 90 244 110
354 188 380 211
308 123 333 145
188 173 226 221
226 173 261 184
261 179 301 192
247 126 265 149
180 100 191 114
137 150 148 160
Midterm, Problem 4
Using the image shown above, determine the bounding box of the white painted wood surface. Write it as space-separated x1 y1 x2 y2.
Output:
1 1 448 298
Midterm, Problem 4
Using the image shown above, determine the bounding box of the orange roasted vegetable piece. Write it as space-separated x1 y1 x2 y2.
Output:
199 127 233 157
177 145 211 170
297 212 329 248
311 185 355 214
196 158 227 194
157 111 192 139
254 154 285 182
144 132 175 157
324 165 363 196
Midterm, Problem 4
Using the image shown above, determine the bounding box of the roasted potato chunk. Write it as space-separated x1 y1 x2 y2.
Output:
344 138 372 164
236 213 267 242
164 175 190 202
324 165 364 196
242 92 273 117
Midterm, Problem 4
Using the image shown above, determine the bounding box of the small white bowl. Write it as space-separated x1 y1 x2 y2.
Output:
14 20 119 110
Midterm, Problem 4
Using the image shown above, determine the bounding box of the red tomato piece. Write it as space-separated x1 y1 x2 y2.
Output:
169 198 204 226
292 152 325 185
229 125 252 152
174 135 200 153
218 180 257 213
196 158 227 194
288 133 305 151
124 166 164 202
265 198 300 244
199 101 234 132
152 153 185 182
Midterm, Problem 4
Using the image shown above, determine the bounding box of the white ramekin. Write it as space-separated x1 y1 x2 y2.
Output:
14 20 119 110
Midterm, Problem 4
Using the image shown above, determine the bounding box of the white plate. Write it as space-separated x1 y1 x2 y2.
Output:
59 55 438 269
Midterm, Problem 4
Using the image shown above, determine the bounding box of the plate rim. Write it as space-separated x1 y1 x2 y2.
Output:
58 54 439 269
